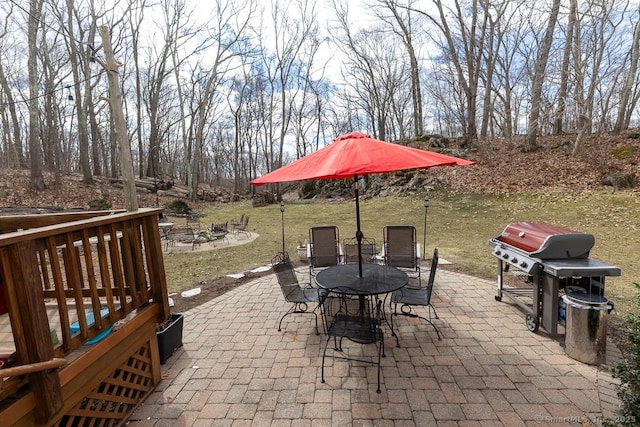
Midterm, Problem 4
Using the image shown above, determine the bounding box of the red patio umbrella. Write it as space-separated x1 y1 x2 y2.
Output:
251 132 475 275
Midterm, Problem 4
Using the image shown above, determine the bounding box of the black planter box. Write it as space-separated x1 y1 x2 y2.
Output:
157 313 184 364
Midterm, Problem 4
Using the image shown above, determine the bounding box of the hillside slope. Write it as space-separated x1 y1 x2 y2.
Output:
0 132 637 210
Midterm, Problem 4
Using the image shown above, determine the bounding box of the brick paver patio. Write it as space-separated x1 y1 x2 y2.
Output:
128 267 622 426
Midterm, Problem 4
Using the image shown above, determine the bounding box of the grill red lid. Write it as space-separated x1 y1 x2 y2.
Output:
498 222 594 259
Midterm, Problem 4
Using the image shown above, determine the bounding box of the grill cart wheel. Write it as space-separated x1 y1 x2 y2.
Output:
494 296 502 302
526 314 539 332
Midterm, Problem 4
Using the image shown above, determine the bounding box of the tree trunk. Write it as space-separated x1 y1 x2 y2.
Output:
524 0 561 151
65 0 92 184
480 18 495 139
0 60 25 168
28 0 45 190
99 25 138 211
381 0 423 137
554 0 576 135
614 16 640 133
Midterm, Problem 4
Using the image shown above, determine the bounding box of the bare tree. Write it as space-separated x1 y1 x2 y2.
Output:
59 0 101 184
614 6 640 133
524 0 561 151
127 1 146 179
0 6 26 169
554 0 576 135
487 1 531 138
97 25 138 211
28 0 46 189
37 24 67 186
412 0 489 147
571 0 626 153
188 0 256 201
332 0 411 141
140 0 200 181
371 0 424 137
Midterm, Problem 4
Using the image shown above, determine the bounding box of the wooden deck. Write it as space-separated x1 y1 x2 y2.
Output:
0 209 171 426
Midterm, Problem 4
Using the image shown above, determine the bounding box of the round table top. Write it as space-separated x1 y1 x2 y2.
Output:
315 263 408 296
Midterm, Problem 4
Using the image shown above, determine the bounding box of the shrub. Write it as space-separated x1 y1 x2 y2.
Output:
87 198 112 210
607 282 640 426
167 199 191 215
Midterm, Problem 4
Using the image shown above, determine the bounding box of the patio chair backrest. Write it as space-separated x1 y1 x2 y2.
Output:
187 214 200 230
425 248 438 294
232 213 245 226
384 225 418 270
343 237 377 264
309 226 341 268
271 252 301 301
211 222 227 233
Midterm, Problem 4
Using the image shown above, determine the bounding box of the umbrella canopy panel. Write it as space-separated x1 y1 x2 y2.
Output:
250 132 474 185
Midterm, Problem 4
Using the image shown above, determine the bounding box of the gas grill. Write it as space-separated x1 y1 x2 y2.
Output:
488 222 621 334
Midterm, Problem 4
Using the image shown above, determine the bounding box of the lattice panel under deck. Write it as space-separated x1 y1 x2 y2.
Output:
54 343 155 426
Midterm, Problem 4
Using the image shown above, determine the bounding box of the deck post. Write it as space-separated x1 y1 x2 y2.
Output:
9 240 63 422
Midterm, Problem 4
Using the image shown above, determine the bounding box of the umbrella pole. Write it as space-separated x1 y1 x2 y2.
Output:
354 175 363 277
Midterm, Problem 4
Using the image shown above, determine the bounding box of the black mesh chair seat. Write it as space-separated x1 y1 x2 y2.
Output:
328 314 382 344
391 286 432 306
282 284 325 304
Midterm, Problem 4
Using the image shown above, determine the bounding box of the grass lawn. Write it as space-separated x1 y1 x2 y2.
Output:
162 188 639 317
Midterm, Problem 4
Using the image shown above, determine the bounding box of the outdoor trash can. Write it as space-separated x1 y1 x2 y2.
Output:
563 292 612 365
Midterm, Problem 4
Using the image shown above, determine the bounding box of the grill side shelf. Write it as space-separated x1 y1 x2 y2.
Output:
541 259 621 278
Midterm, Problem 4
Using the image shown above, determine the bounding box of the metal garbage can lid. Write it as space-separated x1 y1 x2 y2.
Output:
563 292 611 310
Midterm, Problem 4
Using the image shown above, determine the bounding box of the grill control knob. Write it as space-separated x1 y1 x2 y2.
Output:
502 253 509 259
494 249 501 256
511 257 518 263
520 261 528 268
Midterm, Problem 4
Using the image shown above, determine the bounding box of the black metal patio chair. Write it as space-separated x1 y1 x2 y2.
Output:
389 248 441 345
321 286 385 393
234 215 250 238
271 252 326 335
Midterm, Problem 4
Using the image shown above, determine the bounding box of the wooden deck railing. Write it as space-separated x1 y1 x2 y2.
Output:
0 208 170 422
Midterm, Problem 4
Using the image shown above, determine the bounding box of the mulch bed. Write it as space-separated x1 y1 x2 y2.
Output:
169 271 269 313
